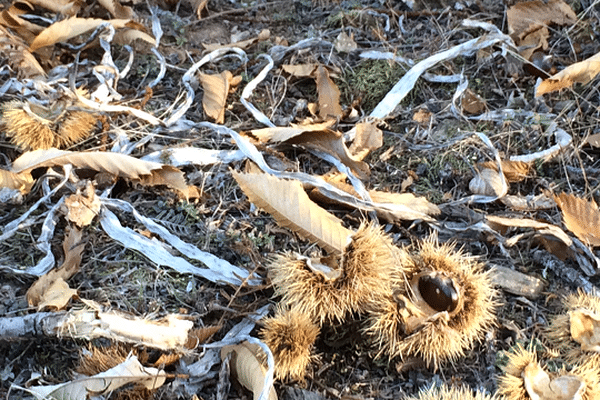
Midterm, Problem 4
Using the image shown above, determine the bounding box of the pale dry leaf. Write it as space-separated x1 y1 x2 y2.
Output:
519 26 549 60
412 108 432 127
536 51 600 96
203 29 270 51
469 168 506 196
199 71 234 124
523 362 585 400
554 192 600 246
348 121 383 161
28 354 166 400
190 0 209 19
221 341 277 400
0 25 45 77
113 28 156 47
231 170 354 254
25 0 81 14
314 65 342 120
0 168 34 194
507 0 577 39
583 132 600 148
334 31 357 53
64 182 101 227
26 226 84 308
36 277 78 310
570 309 600 352
281 64 318 78
29 17 131 52
11 149 188 196
479 159 532 182
97 0 135 19
0 7 44 44
247 122 334 143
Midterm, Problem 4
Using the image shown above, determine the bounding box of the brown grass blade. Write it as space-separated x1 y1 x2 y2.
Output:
232 170 353 254
554 192 600 246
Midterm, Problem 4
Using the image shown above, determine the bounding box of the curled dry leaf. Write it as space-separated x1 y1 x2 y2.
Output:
469 168 506 197
478 159 532 182
220 341 277 400
314 65 342 121
64 181 101 227
26 226 84 309
536 51 600 96
0 168 33 194
281 64 319 78
554 192 600 246
232 170 354 254
349 121 383 161
0 25 45 77
523 362 584 400
11 149 188 197
334 31 357 53
97 0 135 19
29 17 132 52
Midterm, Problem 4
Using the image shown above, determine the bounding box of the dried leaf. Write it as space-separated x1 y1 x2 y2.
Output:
247 122 334 142
113 28 156 47
554 192 600 246
0 25 45 77
221 341 277 400
583 132 600 148
281 64 318 78
522 362 585 400
232 170 354 254
461 89 486 115
0 168 33 194
507 0 577 39
29 17 131 52
27 226 84 309
334 31 357 53
25 0 81 14
190 0 209 19
314 65 342 120
11 149 188 197
412 108 432 127
97 0 135 19
64 182 101 227
479 159 532 182
469 168 506 196
28 354 166 400
199 71 236 124
203 29 269 51
570 309 600 352
536 51 600 96
349 121 383 161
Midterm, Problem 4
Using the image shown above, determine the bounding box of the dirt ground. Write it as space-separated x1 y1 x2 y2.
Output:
1 0 600 399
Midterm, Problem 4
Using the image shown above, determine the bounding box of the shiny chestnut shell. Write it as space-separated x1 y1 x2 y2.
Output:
418 274 459 312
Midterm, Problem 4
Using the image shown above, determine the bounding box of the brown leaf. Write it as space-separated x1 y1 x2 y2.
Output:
64 181 101 227
97 0 135 19
27 226 84 309
24 0 81 15
507 0 577 39
221 341 277 400
461 89 486 115
583 132 600 148
199 71 235 124
469 168 506 196
281 64 318 78
29 17 131 52
348 121 383 161
0 168 33 193
479 159 532 182
554 192 600 246
536 51 600 96
0 25 45 77
232 170 354 254
11 149 188 197
203 29 270 52
314 65 342 120
412 108 432 127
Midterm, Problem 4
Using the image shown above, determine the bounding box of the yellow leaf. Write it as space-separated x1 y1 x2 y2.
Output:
554 192 600 246
232 170 353 254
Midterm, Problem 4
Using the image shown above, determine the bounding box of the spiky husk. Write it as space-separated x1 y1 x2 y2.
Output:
365 236 497 369
546 290 600 368
2 101 55 150
269 222 400 324
497 344 600 400
2 100 96 150
260 306 320 381
404 384 496 400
